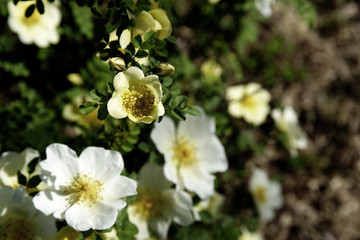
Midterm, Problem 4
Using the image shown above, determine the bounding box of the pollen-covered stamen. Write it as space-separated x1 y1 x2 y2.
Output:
173 138 197 167
254 185 267 204
122 84 155 118
2 218 34 240
134 191 165 220
65 174 103 207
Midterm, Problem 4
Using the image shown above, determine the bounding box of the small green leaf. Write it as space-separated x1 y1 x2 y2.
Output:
79 102 98 115
133 34 142 48
107 82 115 94
162 77 173 87
171 109 186 121
167 35 176 43
183 106 201 116
141 39 155 50
138 142 150 153
121 143 133 152
90 89 107 102
143 30 156 42
126 135 138 144
126 43 135 55
161 92 171 105
25 4 36 18
135 50 148 58
79 229 93 240
27 157 39 174
17 171 27 186
97 104 108 120
169 95 187 108
27 175 42 188
36 0 44 14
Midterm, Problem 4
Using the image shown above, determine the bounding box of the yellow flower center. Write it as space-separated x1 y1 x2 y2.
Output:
173 138 197 167
122 84 155 118
134 191 165 220
254 185 267 204
1 218 34 240
64 174 103 207
240 95 257 110
21 8 41 26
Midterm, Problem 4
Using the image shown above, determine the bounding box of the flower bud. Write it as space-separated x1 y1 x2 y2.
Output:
155 63 175 76
109 57 126 72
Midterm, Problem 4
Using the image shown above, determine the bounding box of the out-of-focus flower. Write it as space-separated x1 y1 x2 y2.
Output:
208 0 221 4
51 225 119 240
7 0 61 48
119 9 172 49
249 168 283 222
192 191 225 221
150 108 228 199
255 0 275 18
238 227 264 240
155 62 175 77
32 143 137 231
128 162 193 240
107 67 164 124
109 57 126 72
0 186 56 239
226 83 271 125
62 96 104 133
200 59 223 84
0 148 47 192
67 73 83 86
271 106 307 156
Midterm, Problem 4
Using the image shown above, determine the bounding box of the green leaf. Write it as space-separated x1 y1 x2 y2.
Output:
143 30 156 42
79 102 98 115
97 104 108 120
135 50 148 58
161 92 171 105
162 77 173 87
27 175 42 188
79 229 93 240
138 142 150 153
169 95 187 108
36 0 44 14
167 35 176 43
90 89 107 103
17 171 27 186
126 43 135 55
27 157 39 174
183 106 201 116
25 4 36 18
141 39 155 50
107 82 115 94
171 109 186 121
121 143 133 152
133 34 142 48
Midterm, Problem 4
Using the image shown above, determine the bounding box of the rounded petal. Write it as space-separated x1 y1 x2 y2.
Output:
164 189 193 226
32 189 69 219
197 136 228 173
148 217 171 240
163 156 181 187
148 9 172 40
107 92 128 119
133 11 156 37
78 147 124 181
128 204 150 240
113 71 130 90
226 85 245 101
119 29 131 49
180 164 215 199
151 116 176 154
102 176 137 203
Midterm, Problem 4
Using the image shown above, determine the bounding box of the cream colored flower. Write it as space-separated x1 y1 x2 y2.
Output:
32 143 137 231
150 108 228 199
0 148 47 192
271 106 307 156
7 0 61 48
249 168 283 222
255 0 275 18
119 9 172 49
107 67 164 124
128 162 193 240
238 227 264 240
0 186 57 239
200 59 223 84
192 191 224 221
226 83 271 125
51 225 119 240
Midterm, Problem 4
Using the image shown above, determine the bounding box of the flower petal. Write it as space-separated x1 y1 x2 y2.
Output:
163 189 193 226
32 189 69 219
102 176 137 203
128 204 150 240
196 136 228 173
113 71 130 90
107 91 128 119
138 162 171 192
151 116 176 154
148 217 171 240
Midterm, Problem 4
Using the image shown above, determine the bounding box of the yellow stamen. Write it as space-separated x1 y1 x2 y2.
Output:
134 190 165 220
254 185 267 204
122 84 155 118
173 138 197 167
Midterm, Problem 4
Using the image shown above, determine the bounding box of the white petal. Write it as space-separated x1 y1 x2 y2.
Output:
163 157 181 187
151 116 176 154
113 71 130 90
30 213 57 239
119 29 131 49
40 143 79 188
164 189 193 226
128 205 150 240
102 176 137 203
138 162 171 192
197 136 228 173
123 66 145 81
226 85 245 101
78 147 124 181
148 217 171 240
180 165 215 199
32 189 69 219
108 92 128 119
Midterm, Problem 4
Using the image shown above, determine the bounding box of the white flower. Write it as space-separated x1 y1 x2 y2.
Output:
200 59 223 84
0 186 57 239
238 227 264 240
127 162 193 240
32 143 137 231
150 108 228 199
226 83 271 125
249 168 283 222
107 67 164 124
7 0 61 48
0 148 44 190
255 0 275 18
271 106 307 156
